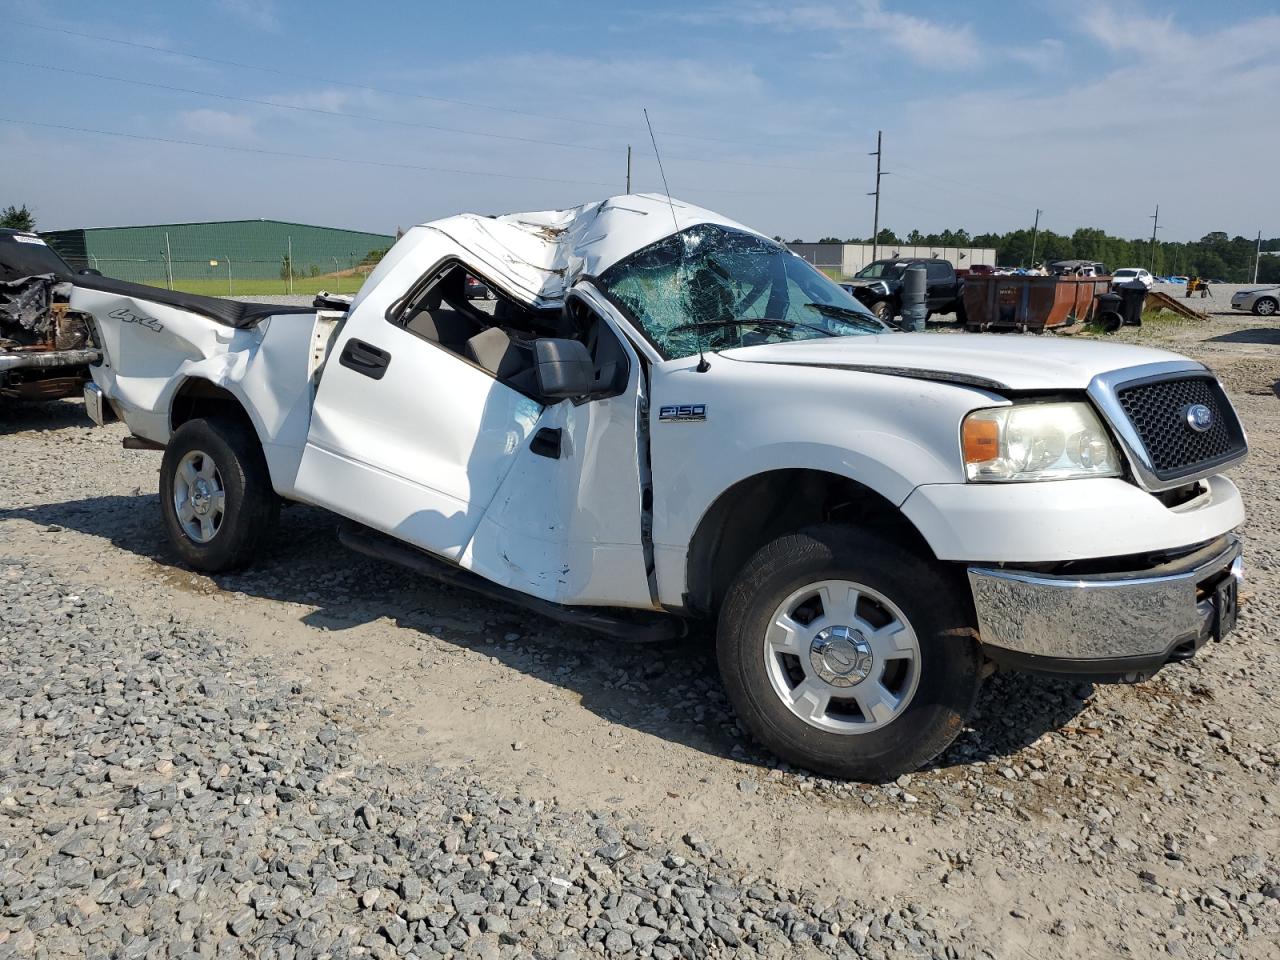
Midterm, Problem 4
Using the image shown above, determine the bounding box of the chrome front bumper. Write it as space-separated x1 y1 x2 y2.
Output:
968 537 1243 681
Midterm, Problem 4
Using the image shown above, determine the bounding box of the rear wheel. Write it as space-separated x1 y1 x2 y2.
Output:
1253 297 1277 317
159 417 277 572
717 525 982 781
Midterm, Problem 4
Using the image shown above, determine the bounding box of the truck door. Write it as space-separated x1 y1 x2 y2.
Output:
925 261 953 312
461 284 653 608
293 267 542 562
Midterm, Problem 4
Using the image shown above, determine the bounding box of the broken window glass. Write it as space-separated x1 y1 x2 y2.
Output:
598 224 882 360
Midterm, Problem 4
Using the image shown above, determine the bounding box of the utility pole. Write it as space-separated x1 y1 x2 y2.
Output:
1148 204 1160 273
868 130 883 261
1255 230 1262 284
626 145 632 194
1029 208 1042 268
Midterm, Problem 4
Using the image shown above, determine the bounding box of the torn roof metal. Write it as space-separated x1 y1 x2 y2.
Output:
350 193 760 312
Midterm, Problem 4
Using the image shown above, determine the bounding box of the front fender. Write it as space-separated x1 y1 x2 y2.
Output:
648 355 999 604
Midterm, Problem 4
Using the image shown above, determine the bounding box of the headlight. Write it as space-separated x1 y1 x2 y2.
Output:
869 280 889 295
962 402 1121 482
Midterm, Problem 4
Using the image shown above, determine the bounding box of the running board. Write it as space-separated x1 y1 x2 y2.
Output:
336 520 685 644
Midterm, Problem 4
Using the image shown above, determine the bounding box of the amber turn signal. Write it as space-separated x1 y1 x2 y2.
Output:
962 417 1000 463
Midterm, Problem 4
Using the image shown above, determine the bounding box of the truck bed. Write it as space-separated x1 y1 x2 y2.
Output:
73 274 316 328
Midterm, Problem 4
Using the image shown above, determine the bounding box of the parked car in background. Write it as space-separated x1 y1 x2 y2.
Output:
464 274 494 299
1049 260 1106 277
843 257 964 322
1230 285 1279 316
1111 268 1155 289
0 229 100 401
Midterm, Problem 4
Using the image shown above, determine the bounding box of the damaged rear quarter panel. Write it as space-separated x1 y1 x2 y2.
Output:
70 286 319 492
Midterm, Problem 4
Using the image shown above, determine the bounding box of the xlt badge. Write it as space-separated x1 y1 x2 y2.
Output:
659 404 706 423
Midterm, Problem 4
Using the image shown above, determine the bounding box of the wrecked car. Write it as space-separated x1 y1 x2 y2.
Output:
0 229 100 401
73 194 1248 780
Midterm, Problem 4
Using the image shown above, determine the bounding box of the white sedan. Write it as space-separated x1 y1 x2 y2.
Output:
1230 286 1279 316
1111 267 1155 288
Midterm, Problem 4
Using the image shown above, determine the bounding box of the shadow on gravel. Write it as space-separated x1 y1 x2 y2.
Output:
1208 328 1280 345
0 398 94 436
3 489 1089 779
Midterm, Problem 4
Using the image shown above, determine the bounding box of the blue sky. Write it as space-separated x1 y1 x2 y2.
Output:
3 0 1277 242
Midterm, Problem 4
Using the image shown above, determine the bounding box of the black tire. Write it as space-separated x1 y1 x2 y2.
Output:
717 525 982 781
871 300 893 322
159 417 278 573
1253 297 1278 317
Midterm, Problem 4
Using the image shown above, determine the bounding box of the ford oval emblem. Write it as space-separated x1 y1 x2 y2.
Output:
1185 403 1214 433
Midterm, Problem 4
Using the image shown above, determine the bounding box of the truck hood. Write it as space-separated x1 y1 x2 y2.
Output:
719 334 1201 391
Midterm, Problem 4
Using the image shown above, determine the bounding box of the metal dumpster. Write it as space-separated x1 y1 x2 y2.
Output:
963 275 1113 333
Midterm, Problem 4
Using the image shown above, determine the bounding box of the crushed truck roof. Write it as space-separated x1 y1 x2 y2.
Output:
350 193 760 313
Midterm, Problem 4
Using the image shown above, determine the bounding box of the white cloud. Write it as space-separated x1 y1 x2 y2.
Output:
215 0 279 32
668 1 981 70
267 89 359 113
1007 38 1067 72
177 109 256 140
886 6 1280 236
857 1 981 69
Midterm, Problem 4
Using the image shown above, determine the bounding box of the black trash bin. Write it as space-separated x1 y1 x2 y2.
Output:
1096 292 1124 332
1119 280 1147 326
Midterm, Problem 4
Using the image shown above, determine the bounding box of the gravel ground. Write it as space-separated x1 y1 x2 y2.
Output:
0 297 1277 959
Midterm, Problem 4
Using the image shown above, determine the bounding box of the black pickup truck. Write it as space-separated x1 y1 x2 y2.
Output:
840 257 964 323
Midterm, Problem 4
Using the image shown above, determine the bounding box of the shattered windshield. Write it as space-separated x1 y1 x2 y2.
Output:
596 224 884 360
853 261 905 280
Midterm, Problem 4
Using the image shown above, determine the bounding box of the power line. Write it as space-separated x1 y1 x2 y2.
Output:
0 116 777 197
5 18 795 149
0 57 825 174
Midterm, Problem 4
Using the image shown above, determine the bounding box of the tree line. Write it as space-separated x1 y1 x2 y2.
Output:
795 226 1280 283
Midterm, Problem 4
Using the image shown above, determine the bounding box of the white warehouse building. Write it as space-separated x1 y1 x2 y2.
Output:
788 242 998 279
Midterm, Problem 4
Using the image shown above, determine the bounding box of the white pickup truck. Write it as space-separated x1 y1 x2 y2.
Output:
74 194 1248 780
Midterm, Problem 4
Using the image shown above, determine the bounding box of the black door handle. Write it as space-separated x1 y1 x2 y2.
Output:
339 339 391 380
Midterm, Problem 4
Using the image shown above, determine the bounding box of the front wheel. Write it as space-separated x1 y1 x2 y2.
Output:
159 417 278 572
717 525 982 781
1253 297 1278 317
870 300 893 323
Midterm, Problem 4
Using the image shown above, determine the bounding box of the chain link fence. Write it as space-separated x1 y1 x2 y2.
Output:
43 222 394 298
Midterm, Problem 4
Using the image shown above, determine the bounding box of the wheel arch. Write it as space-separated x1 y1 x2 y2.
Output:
684 468 937 618
170 377 261 437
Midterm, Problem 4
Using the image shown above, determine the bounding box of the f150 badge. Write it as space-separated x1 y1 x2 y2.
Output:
659 404 706 423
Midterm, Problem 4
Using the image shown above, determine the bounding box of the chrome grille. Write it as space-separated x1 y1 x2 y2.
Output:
1115 375 1246 480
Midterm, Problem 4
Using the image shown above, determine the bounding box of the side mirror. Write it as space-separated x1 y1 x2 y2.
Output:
79 268 103 277
533 338 593 399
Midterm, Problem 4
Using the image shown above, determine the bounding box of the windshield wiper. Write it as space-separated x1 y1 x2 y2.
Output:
803 302 884 330
670 317 836 338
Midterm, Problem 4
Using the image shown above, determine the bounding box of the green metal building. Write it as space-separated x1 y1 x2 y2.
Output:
42 219 395 296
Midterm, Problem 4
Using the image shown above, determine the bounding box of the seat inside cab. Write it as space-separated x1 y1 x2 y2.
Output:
393 263 628 401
